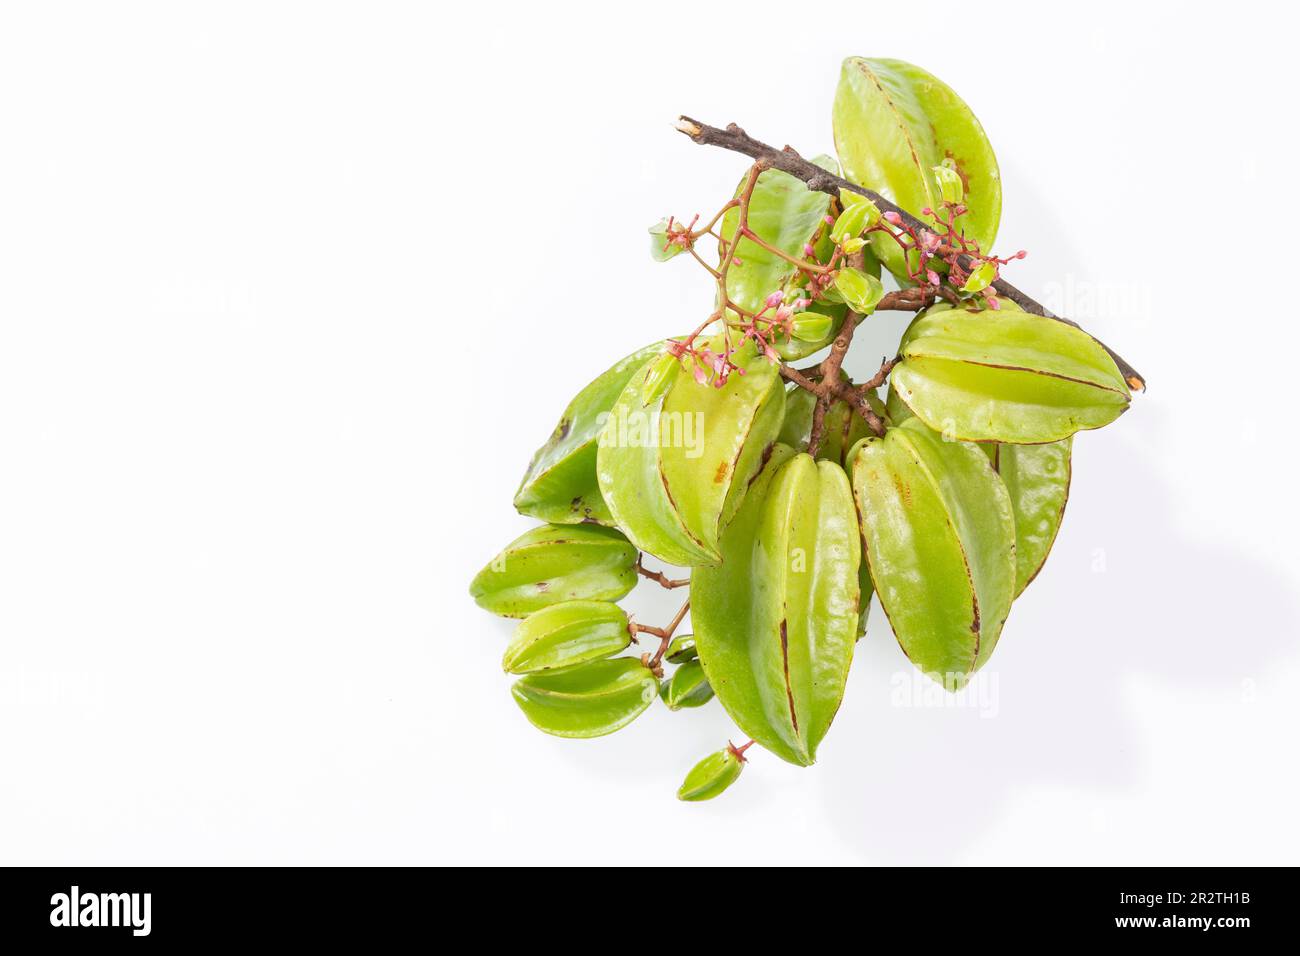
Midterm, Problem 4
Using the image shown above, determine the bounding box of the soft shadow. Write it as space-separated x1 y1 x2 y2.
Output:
816 404 1300 863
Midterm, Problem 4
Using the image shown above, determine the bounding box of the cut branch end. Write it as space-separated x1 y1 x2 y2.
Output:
674 116 703 137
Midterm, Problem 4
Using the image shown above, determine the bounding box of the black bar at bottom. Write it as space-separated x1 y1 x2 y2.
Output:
0 866 1284 943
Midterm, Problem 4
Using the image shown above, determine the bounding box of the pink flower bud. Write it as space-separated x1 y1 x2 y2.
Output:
883 211 903 225
803 243 815 257
764 291 784 309
692 364 709 386
926 269 940 286
824 215 834 225
1016 250 1027 259
793 298 810 310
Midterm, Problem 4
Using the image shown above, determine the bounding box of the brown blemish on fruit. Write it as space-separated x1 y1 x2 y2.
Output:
713 461 729 483
536 582 550 592
891 473 912 507
942 150 971 193
745 442 777 491
779 619 799 732
658 463 710 552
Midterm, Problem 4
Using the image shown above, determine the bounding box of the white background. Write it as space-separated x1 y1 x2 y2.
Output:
2 1 1297 865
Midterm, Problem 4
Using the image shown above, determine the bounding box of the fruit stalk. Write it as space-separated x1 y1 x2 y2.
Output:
631 597 692 677
634 555 690 590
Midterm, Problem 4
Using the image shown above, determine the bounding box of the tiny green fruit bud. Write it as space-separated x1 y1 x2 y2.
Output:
833 267 884 315
664 633 698 664
839 236 867 255
502 600 632 674
677 743 747 801
838 189 879 224
659 659 714 710
830 202 871 244
649 219 685 262
932 164 965 205
790 311 833 343
962 261 997 293
640 351 679 405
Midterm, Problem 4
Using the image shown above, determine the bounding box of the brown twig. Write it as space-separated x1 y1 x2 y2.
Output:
860 355 900 391
778 364 821 393
635 556 689 590
803 250 888 453
837 356 900 427
872 286 935 316
807 309 860 455
675 116 1146 391
634 598 691 677
781 351 896 441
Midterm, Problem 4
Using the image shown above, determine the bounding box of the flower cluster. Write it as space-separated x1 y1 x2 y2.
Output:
873 200 1026 309
666 288 808 388
651 163 1028 389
